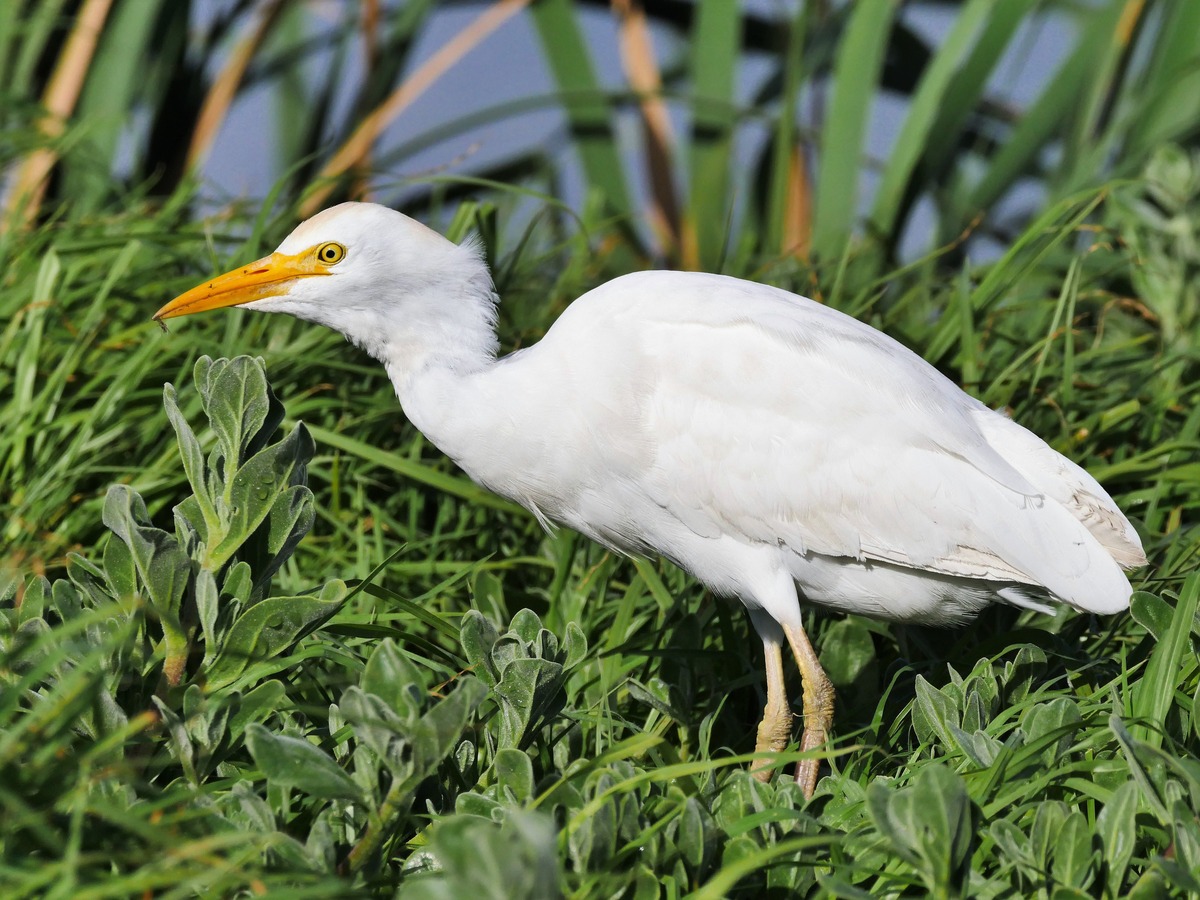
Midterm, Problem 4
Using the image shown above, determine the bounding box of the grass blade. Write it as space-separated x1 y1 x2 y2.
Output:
614 0 680 259
682 0 741 269
1122 2 1200 160
765 6 810 257
956 0 1127 222
529 0 633 225
1132 572 1200 748
869 0 994 246
811 0 897 261
305 422 528 516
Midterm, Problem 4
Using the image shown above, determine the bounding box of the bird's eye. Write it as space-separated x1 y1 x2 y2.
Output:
315 242 346 265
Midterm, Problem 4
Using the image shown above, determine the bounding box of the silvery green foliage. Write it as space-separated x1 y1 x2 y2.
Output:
112 355 340 689
0 356 344 756
460 607 586 751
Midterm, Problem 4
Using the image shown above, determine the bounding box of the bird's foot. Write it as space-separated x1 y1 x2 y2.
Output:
794 722 828 798
751 702 793 783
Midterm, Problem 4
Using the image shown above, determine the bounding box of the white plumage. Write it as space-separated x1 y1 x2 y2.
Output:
155 202 1145 796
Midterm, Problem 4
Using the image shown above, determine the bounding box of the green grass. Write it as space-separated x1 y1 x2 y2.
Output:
3 2 1200 896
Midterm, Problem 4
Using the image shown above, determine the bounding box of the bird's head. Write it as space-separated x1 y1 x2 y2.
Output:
154 202 496 363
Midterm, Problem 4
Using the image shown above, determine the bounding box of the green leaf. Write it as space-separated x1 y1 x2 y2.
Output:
182 683 230 755
677 796 713 874
222 561 253 605
341 675 484 782
949 726 1001 767
1130 591 1173 641
562 622 587 671
407 811 559 900
492 655 566 750
50 579 82 622
1030 801 1069 873
626 676 683 722
16 576 48 626
195 567 219 666
912 675 960 749
811 0 898 260
1097 781 1138 895
152 696 197 784
102 534 136 602
1023 697 1082 762
163 381 216 533
508 608 542 645
417 676 487 777
819 618 875 687
227 680 288 742
205 580 347 691
246 724 365 802
173 495 207 546
363 639 426 715
339 686 409 772
1052 810 1096 890
456 791 503 821
989 819 1032 870
207 423 314 570
102 485 190 621
1133 574 1200 748
570 771 618 870
220 780 276 834
1109 716 1171 823
252 484 315 595
866 764 974 895
197 356 273 477
471 569 506 623
495 748 534 804
66 553 112 608
461 610 500 686
102 485 191 679
1002 644 1047 705
1166 800 1200 891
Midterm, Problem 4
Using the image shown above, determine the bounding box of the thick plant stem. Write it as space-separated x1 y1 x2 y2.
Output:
343 776 412 874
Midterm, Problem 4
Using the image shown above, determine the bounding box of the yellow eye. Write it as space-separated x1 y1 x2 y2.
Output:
315 242 346 265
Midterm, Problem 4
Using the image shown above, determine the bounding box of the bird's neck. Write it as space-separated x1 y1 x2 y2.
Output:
366 276 505 465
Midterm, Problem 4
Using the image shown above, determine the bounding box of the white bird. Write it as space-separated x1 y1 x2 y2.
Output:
155 202 1146 797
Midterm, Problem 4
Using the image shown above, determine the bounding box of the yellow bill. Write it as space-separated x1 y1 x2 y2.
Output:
153 249 331 321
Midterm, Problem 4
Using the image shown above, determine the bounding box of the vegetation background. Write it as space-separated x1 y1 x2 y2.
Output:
2 0 1199 896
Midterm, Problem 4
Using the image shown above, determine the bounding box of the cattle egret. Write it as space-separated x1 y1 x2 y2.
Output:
154 202 1146 797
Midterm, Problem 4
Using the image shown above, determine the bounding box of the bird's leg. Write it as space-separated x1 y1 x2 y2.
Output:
782 622 834 799
752 637 793 783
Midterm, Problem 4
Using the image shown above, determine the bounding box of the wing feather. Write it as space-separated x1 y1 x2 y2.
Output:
573 271 1141 613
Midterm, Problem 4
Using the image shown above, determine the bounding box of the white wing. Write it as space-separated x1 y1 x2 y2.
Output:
971 409 1146 568
561 272 1141 613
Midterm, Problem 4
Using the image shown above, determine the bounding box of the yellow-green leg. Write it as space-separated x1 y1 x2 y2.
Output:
782 622 835 799
751 637 793 782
